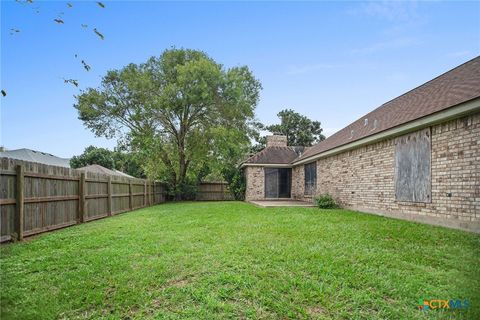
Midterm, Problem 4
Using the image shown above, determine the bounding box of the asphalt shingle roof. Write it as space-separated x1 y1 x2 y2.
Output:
243 146 304 164
0 148 71 167
295 56 480 163
76 164 136 178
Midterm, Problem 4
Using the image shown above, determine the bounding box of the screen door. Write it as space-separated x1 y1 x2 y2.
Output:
264 168 291 198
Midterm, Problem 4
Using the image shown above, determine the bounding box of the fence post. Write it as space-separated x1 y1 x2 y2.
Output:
144 180 147 207
107 176 112 216
147 181 150 206
152 181 155 204
78 172 86 223
129 181 133 210
15 165 24 241
148 180 153 206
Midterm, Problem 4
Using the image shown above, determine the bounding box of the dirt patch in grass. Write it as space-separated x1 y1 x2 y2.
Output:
306 305 326 316
162 276 192 289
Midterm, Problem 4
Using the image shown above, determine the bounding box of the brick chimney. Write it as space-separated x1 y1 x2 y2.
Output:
266 135 287 147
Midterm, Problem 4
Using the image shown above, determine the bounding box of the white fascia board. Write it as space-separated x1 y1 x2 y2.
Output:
293 98 480 166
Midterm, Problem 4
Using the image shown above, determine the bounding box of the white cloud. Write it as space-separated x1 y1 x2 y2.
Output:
348 1 426 37
355 1 420 22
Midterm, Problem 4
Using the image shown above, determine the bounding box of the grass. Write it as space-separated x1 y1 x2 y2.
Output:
1 202 479 319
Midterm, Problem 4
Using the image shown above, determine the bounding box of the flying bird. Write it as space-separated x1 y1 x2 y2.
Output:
63 79 79 87
81 60 91 72
93 28 104 40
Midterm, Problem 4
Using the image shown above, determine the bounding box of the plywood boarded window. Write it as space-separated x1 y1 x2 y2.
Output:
394 128 431 203
304 162 317 196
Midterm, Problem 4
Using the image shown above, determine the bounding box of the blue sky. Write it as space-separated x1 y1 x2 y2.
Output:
1 1 479 158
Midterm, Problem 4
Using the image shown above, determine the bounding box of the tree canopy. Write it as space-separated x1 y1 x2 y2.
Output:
70 146 115 169
75 48 261 198
254 109 325 151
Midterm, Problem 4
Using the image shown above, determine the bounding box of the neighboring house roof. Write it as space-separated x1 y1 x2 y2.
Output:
296 56 480 163
0 148 71 167
76 164 136 178
243 146 305 165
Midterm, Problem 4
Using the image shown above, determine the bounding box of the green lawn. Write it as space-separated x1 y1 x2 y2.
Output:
1 202 479 319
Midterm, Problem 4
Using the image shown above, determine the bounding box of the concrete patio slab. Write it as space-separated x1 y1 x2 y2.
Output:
249 200 315 208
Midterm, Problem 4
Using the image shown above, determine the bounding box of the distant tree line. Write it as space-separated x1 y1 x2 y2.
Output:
70 146 145 179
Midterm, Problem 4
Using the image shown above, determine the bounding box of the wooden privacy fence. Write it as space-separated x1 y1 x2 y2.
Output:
0 158 166 242
196 182 234 201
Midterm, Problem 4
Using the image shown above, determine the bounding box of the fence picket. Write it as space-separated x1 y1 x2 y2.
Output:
15 165 24 241
0 158 167 242
1 158 233 243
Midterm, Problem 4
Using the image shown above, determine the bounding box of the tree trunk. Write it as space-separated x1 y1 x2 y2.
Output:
176 114 190 200
176 159 185 201
176 138 187 200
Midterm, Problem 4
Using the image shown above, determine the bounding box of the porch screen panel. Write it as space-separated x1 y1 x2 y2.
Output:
265 168 278 198
278 168 291 198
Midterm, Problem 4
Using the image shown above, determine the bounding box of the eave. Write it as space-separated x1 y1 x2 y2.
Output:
240 163 293 168
292 97 480 166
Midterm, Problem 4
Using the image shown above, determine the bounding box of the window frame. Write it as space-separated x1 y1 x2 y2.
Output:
304 162 317 196
394 128 432 203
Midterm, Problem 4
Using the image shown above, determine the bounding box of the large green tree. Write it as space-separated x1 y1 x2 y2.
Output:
253 109 325 151
75 48 261 198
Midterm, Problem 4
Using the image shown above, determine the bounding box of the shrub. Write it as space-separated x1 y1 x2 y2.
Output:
315 194 339 209
166 182 198 201
222 167 246 200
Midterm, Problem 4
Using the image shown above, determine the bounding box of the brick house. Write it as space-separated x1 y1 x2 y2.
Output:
242 57 480 232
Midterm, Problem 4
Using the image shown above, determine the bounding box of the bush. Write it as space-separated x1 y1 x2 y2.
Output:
222 167 246 201
315 194 339 209
167 182 198 201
